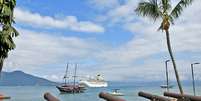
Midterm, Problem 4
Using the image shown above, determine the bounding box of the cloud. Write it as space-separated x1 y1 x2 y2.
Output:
88 0 120 10
94 0 139 24
93 0 201 62
3 23 201 82
42 75 62 82
3 0 201 82
4 28 102 72
14 8 105 33
82 0 201 81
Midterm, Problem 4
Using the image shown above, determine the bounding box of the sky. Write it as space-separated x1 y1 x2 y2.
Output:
3 0 201 82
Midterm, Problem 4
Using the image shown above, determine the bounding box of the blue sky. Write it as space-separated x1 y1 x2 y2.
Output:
16 0 134 46
3 0 201 82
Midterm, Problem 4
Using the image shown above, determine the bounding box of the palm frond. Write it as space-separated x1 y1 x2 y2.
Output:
0 25 17 53
161 0 172 12
11 26 19 37
0 0 18 71
0 32 16 50
168 15 174 24
135 0 162 21
170 0 193 19
10 0 16 10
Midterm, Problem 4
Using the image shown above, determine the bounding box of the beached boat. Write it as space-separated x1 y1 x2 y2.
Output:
109 89 124 96
79 74 108 88
56 63 86 93
160 85 174 89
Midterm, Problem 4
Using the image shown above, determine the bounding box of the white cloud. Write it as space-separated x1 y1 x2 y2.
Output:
93 0 201 62
14 8 105 33
4 28 101 72
82 0 201 81
43 75 62 82
89 0 120 10
3 0 201 82
94 0 139 23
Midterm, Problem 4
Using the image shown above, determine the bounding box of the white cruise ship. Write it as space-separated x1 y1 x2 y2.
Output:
79 74 108 88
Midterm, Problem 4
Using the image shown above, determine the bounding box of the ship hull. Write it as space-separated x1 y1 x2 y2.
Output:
56 85 86 93
79 81 108 88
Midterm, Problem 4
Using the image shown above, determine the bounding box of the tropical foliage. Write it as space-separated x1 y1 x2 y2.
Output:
135 0 193 94
0 0 19 72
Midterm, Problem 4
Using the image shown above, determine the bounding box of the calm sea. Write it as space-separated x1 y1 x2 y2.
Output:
0 83 200 101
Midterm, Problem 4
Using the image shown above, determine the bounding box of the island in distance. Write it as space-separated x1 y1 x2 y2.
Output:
0 71 58 86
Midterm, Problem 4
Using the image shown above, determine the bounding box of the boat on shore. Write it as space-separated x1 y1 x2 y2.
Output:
56 63 86 93
160 85 174 89
108 89 124 96
79 74 108 88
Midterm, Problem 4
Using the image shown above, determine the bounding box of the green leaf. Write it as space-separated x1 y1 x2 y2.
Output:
161 0 172 12
0 0 3 4
2 4 12 16
0 0 18 68
170 0 193 19
11 26 19 37
9 0 16 10
135 0 163 21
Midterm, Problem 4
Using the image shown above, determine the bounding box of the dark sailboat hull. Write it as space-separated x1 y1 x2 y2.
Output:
56 85 86 93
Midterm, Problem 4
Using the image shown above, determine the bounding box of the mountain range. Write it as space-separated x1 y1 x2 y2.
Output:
0 71 58 86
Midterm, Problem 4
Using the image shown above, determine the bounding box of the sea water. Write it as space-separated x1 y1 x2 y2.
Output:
0 84 200 101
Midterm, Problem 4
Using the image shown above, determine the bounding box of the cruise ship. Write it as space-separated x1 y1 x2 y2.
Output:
79 74 108 88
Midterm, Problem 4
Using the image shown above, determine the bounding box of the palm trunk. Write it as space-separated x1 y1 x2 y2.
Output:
0 57 4 73
165 30 184 94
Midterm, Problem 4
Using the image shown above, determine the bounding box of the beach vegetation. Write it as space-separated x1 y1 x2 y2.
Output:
0 0 19 72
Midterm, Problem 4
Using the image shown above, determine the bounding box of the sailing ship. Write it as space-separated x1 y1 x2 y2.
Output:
79 74 108 88
56 63 86 93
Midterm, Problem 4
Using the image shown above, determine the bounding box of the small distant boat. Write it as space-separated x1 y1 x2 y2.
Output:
109 89 124 96
79 74 108 88
56 63 86 93
160 85 174 89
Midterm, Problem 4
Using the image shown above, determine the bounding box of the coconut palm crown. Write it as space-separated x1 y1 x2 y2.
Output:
0 0 19 72
135 0 193 94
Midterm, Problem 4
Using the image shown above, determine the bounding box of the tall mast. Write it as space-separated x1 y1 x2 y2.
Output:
64 63 69 85
73 64 77 87
165 60 170 92
73 63 77 93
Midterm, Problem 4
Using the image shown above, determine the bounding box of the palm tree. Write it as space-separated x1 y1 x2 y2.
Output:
135 0 193 94
0 0 19 72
